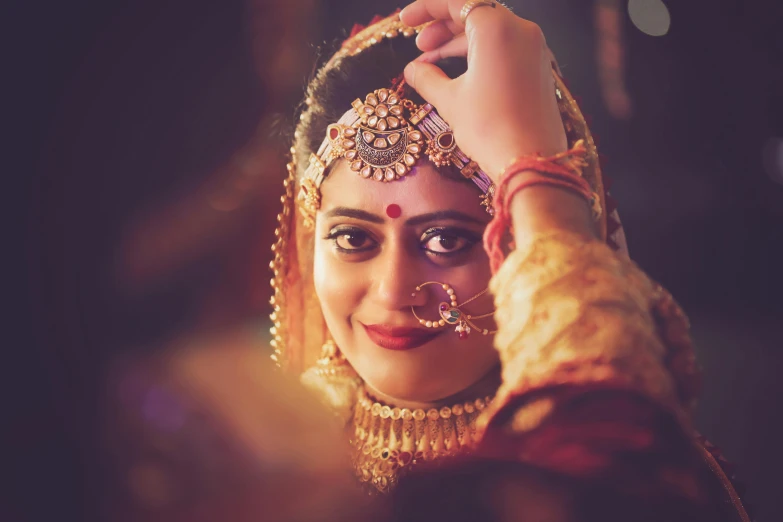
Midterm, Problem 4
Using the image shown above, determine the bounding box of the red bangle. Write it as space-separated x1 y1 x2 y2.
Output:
483 141 593 274
503 176 592 210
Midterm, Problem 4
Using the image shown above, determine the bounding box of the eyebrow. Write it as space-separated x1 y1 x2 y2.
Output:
323 207 485 226
324 207 385 224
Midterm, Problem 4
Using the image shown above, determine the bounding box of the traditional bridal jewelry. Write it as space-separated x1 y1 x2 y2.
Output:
460 0 497 25
300 340 361 420
334 87 424 181
352 385 493 493
410 282 497 340
298 82 496 226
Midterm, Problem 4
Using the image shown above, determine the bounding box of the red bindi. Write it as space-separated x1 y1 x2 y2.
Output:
385 204 402 219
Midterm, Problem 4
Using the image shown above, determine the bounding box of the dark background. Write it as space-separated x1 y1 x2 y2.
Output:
11 0 782 520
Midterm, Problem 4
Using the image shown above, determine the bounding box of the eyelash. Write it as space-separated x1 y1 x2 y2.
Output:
420 227 480 257
324 227 377 254
324 226 480 258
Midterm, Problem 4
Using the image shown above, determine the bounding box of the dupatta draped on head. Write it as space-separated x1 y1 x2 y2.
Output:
268 13 628 376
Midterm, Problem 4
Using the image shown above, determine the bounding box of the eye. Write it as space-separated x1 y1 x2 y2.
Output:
336 232 373 250
326 227 378 253
421 228 479 256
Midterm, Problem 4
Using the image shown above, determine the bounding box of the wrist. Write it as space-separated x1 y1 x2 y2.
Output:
507 174 597 241
482 141 596 274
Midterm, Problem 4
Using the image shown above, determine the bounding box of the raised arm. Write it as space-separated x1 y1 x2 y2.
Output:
400 2 748 519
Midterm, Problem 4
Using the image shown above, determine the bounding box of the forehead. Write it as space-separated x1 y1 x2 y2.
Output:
319 160 488 219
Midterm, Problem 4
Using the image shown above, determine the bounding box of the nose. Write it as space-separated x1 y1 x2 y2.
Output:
371 240 427 311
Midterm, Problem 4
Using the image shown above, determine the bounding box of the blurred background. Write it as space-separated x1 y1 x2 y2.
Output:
11 0 782 520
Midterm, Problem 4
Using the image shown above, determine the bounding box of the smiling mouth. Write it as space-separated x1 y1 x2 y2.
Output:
361 323 444 351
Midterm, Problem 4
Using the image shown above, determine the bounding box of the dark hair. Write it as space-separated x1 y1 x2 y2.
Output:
293 34 473 185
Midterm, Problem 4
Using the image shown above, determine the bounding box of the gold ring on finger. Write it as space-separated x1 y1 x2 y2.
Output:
459 0 497 25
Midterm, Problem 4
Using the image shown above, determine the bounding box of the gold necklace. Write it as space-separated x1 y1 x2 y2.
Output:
350 386 493 493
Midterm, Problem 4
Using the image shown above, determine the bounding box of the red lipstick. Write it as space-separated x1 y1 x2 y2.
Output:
362 324 442 351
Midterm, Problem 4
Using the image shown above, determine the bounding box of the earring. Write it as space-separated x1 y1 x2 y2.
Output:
410 282 497 340
310 339 357 378
301 340 361 422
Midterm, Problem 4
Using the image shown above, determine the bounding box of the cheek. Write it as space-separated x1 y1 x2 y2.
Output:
313 240 364 329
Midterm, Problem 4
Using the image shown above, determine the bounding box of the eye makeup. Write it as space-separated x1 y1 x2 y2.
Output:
324 223 482 261
419 226 482 257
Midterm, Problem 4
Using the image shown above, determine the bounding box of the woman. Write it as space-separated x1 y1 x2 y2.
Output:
270 1 750 519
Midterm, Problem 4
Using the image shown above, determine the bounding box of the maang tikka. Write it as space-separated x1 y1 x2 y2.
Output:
410 282 497 340
297 81 496 228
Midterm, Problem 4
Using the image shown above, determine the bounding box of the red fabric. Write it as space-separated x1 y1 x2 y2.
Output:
348 23 365 39
478 390 696 492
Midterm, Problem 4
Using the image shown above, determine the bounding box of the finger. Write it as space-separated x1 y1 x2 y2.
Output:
415 33 468 63
415 19 463 51
404 61 453 109
400 0 469 27
401 0 512 28
399 0 436 26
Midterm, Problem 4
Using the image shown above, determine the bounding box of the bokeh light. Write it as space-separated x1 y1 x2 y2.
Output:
628 0 671 36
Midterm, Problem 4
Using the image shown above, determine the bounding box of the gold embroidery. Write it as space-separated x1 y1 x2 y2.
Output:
479 231 698 436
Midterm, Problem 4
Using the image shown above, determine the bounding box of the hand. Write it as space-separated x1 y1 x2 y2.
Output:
400 0 568 178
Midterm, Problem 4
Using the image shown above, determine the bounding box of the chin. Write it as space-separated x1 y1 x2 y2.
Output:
358 353 492 404
339 327 500 403
366 375 460 403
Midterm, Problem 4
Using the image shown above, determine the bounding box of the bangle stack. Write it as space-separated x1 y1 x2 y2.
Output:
483 140 601 273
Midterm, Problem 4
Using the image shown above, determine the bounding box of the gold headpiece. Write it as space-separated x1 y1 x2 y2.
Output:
332 86 424 181
297 81 497 227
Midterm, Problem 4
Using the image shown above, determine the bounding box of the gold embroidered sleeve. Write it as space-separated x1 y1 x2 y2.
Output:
481 230 699 439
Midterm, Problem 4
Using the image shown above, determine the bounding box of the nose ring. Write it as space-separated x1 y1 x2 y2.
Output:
410 282 496 340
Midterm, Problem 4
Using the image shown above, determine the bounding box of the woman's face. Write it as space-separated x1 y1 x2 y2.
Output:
313 160 498 403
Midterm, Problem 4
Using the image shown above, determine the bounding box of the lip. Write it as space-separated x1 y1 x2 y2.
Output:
362 323 443 351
